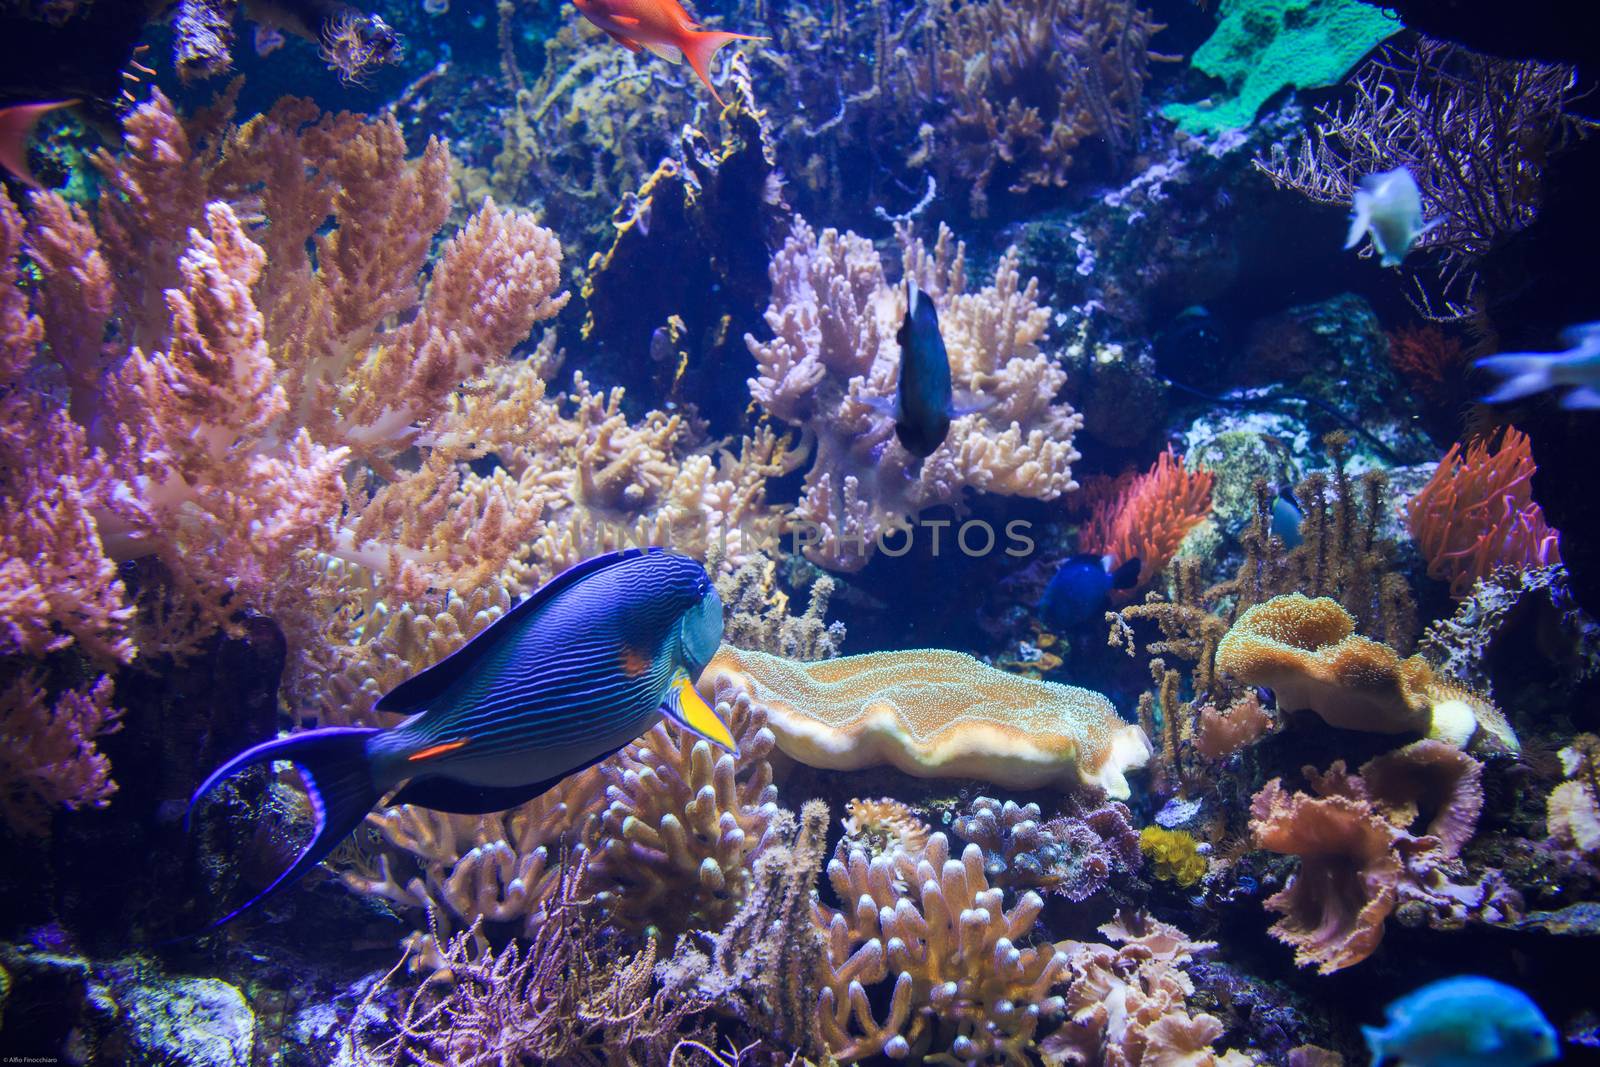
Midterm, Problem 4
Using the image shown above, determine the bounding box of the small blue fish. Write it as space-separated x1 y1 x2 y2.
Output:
189 548 733 926
1364 976 1559 1067
1346 167 1439 268
1476 322 1600 410
870 281 994 457
1037 554 1141 630
1271 486 1304 549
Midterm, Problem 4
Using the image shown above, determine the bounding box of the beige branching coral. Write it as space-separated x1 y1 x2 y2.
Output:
341 770 606 971
816 831 1074 1062
746 218 1082 570
716 554 846 660
587 674 782 939
0 673 123 837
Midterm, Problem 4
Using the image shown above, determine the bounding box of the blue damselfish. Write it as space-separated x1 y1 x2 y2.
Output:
189 548 733 925
1364 975 1559 1067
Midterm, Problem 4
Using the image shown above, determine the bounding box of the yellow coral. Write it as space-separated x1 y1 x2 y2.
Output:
703 645 1151 797
1139 827 1208 887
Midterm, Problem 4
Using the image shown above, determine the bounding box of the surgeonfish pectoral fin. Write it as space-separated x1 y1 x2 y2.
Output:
861 393 900 419
951 390 997 417
661 676 738 753
186 726 381 930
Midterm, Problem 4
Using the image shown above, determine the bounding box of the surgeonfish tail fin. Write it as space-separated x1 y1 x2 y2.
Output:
680 29 765 106
187 726 381 929
0 100 77 189
661 676 739 753
1344 194 1372 250
1475 354 1553 404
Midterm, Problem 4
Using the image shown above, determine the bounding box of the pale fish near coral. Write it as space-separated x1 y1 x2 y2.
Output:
1477 321 1600 409
1346 167 1438 267
703 645 1151 796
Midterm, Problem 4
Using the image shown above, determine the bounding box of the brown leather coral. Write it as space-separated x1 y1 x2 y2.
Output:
1249 779 1402 973
1216 594 1434 734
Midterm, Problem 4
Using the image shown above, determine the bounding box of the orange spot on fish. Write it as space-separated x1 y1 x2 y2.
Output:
620 646 652 676
408 738 470 762
568 0 766 106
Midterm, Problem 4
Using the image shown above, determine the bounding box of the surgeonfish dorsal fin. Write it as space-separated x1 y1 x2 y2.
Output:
376 548 663 714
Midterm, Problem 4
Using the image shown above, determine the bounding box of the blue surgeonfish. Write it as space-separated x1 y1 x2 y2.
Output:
1476 321 1600 410
1363 976 1559 1067
189 547 734 926
871 280 993 457
1037 554 1142 630
1345 167 1438 268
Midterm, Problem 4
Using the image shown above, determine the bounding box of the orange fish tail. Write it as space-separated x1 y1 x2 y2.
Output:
679 29 763 106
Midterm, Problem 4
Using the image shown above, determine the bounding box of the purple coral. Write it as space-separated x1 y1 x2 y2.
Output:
952 796 1140 902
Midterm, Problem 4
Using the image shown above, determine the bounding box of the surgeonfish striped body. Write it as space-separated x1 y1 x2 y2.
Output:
188 548 733 926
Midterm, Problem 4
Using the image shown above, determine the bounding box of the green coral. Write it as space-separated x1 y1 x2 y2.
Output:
1139 826 1208 887
1165 0 1400 134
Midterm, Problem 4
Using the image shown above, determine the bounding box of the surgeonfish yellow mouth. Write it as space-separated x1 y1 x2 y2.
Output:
668 676 739 753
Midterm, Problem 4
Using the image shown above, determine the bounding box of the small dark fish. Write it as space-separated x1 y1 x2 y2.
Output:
1037 554 1141 630
893 279 956 457
1271 486 1304 549
189 548 733 927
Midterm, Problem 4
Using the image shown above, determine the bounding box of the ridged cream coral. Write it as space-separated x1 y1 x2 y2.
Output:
703 646 1150 797
816 832 1075 1062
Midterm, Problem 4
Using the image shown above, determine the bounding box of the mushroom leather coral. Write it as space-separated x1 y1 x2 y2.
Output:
702 645 1151 797
1216 594 1451 737
1250 779 1402 974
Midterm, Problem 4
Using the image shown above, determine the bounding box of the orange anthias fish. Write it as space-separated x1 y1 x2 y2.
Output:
0 100 76 189
571 0 764 106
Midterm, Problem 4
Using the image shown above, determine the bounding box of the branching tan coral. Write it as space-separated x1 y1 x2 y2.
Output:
815 831 1074 1063
716 554 846 659
0 673 123 837
746 219 1081 570
588 675 781 939
342 770 606 972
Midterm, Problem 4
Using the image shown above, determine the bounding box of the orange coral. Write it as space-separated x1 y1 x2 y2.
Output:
1406 427 1561 597
1081 448 1214 593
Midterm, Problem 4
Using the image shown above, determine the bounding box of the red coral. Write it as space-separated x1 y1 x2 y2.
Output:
1080 448 1214 593
1388 325 1466 399
1406 427 1561 597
